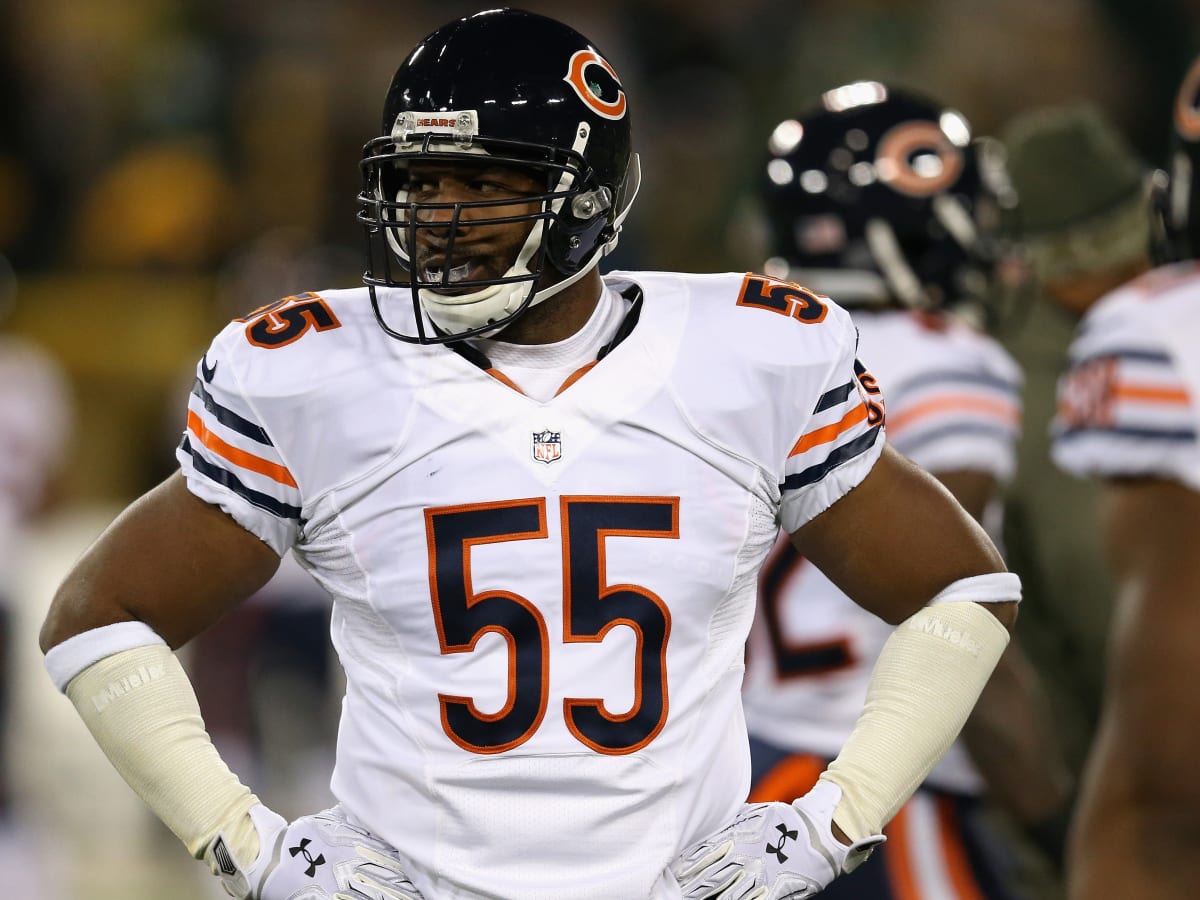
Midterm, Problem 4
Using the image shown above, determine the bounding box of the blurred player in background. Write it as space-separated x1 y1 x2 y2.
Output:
0 257 73 895
40 10 1022 899
1051 55 1200 899
999 103 1153 797
0 333 72 791
741 82 1070 898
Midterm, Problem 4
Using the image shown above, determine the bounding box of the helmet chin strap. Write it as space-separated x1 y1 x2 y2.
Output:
932 194 980 253
779 266 891 307
1170 151 1193 233
865 218 930 309
419 230 607 338
417 218 546 336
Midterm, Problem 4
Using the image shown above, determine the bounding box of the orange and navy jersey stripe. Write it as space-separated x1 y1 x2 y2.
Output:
1053 343 1199 488
1055 346 1195 441
781 362 884 494
178 375 302 522
883 367 1021 477
1053 270 1200 487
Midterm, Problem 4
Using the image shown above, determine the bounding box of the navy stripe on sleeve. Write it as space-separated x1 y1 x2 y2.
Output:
190 380 274 446
1070 348 1173 367
813 381 856 413
180 436 302 520
891 369 1019 397
1056 424 1197 443
894 422 1016 457
780 425 883 492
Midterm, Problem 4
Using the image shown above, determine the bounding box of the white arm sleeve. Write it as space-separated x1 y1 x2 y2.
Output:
818 573 1018 840
46 627 261 866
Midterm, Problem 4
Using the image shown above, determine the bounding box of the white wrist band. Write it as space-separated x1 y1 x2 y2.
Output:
927 571 1021 606
44 620 166 692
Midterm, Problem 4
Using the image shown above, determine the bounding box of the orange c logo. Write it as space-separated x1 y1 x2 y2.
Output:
564 49 627 121
876 121 964 197
1175 56 1200 141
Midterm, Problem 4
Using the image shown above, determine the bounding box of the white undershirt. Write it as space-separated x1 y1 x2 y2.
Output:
471 285 628 401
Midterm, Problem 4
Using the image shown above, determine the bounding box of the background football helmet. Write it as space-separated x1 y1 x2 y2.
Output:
358 8 640 343
759 81 1002 313
1151 54 1200 265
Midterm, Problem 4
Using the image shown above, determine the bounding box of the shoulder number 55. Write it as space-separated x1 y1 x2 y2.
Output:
425 496 678 756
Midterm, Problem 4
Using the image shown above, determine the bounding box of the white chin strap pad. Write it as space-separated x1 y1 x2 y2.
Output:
419 244 604 337
416 214 548 337
418 282 518 337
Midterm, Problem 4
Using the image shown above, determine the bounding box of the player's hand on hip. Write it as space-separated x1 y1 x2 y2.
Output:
670 781 884 899
207 804 424 900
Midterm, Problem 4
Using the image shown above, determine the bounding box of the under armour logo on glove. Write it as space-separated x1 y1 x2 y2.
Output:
767 823 798 863
671 781 885 899
209 805 425 900
290 838 326 877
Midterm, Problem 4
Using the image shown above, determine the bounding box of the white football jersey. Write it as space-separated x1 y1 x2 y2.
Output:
1053 261 1200 490
176 271 884 900
742 309 1022 795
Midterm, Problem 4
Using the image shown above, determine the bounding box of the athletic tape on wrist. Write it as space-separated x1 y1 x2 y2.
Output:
819 594 1012 841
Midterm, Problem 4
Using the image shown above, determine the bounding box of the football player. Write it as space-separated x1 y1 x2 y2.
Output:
740 83 1070 898
40 10 1019 899
998 101 1151 818
0 327 72 897
1054 55 1200 899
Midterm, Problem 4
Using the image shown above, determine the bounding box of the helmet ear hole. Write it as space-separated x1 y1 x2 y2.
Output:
544 185 613 273
547 215 609 273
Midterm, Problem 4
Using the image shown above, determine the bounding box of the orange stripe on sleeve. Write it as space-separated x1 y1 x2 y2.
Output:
187 410 297 488
886 395 1019 434
1113 382 1192 405
788 403 869 457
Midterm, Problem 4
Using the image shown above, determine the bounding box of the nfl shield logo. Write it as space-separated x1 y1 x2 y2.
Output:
532 429 562 464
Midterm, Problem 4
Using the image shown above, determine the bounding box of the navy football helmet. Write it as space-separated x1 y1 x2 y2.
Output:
759 81 1002 312
1151 55 1200 265
358 8 640 343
